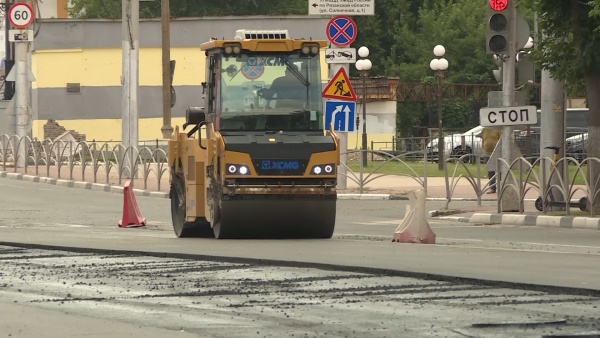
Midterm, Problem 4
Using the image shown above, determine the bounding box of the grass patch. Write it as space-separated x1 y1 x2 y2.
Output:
345 159 589 184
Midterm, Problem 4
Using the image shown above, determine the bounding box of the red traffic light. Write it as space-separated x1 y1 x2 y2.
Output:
489 0 508 11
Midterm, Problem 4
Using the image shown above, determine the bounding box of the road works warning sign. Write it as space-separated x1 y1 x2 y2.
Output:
322 68 357 101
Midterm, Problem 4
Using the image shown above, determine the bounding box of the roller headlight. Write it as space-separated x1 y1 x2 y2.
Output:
226 164 249 175
311 163 336 175
223 43 242 55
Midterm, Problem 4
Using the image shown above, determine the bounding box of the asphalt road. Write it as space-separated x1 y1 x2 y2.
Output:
1 177 600 287
1 246 599 338
2 178 600 337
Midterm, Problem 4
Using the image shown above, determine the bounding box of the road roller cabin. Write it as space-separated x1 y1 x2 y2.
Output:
168 29 340 239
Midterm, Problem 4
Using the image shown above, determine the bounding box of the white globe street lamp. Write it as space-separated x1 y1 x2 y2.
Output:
356 46 372 168
430 45 449 170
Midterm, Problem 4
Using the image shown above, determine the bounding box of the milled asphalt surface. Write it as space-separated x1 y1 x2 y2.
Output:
2 246 599 338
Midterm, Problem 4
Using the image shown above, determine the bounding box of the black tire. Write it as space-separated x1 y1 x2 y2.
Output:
170 175 213 238
579 197 588 212
535 197 543 211
451 147 473 163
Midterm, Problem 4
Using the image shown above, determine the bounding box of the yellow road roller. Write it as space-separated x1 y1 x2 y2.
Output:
168 29 339 239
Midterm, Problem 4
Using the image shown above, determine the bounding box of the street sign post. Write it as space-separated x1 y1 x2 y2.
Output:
326 16 357 47
479 105 537 127
8 2 34 29
325 48 357 64
9 2 35 168
324 101 356 132
309 0 375 16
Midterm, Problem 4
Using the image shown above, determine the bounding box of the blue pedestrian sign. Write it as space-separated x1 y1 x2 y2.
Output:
324 100 356 132
326 16 357 47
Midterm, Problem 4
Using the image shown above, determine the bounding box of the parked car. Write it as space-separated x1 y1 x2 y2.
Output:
565 132 588 162
426 125 484 163
428 109 590 163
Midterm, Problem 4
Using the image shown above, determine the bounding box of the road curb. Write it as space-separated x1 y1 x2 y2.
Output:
467 212 600 230
0 171 165 199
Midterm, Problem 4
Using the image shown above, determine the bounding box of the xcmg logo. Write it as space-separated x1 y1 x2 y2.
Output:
261 160 300 170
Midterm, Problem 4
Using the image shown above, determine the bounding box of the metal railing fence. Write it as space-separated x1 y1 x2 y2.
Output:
1 134 598 216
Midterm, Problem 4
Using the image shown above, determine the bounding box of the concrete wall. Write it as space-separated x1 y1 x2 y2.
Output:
37 0 59 18
348 101 397 150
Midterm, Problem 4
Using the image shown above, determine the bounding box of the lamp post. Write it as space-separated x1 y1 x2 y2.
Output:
429 45 449 170
355 46 372 167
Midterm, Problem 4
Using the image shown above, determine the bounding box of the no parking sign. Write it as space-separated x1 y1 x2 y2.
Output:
241 57 264 80
326 16 357 47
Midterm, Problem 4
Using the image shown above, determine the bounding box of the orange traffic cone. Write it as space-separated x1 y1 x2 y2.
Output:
118 181 146 228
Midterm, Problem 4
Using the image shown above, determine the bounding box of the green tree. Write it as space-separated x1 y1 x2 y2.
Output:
535 0 600 161
68 0 307 18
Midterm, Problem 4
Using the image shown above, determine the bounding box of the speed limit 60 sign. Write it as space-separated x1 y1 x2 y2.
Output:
9 2 34 29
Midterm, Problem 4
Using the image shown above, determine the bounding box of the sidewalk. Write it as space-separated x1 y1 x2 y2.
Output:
1 164 598 230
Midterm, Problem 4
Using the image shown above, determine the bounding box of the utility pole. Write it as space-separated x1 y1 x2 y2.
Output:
121 0 139 178
485 0 520 211
539 29 565 205
8 1 34 167
499 0 520 212
4 0 15 100
160 0 172 139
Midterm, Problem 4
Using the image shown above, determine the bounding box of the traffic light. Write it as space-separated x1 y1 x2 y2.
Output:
486 0 513 54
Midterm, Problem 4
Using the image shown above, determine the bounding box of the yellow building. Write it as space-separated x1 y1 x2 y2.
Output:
23 17 397 149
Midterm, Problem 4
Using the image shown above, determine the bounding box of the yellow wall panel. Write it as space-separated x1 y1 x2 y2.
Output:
33 48 206 89
32 118 186 142
33 47 327 89
33 49 83 88
347 134 396 151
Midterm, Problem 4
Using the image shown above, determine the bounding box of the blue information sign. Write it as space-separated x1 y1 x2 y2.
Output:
324 100 356 132
326 16 357 47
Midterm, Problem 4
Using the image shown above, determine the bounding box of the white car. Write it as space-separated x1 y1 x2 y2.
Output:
427 125 484 163
565 132 588 161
